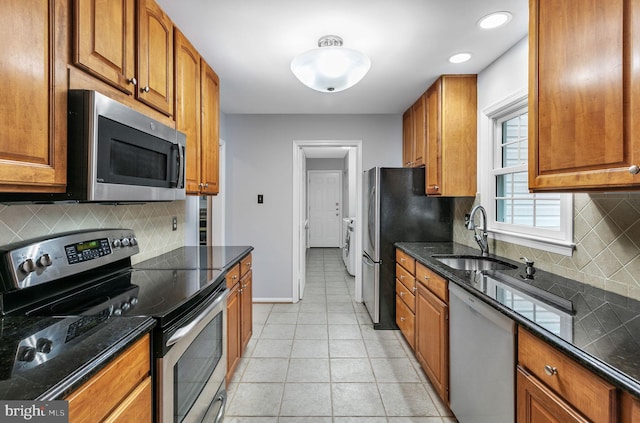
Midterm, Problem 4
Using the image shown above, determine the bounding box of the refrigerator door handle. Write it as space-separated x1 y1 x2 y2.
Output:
362 252 380 265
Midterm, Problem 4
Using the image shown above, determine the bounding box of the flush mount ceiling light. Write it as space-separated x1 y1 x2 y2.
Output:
290 35 371 93
478 11 512 29
448 52 472 64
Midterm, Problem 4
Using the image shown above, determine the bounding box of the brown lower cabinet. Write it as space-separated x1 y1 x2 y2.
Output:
517 327 616 423
66 335 151 423
415 270 448 404
226 253 253 383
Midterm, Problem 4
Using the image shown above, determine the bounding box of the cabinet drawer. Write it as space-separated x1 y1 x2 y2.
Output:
66 335 150 423
396 294 415 350
396 280 415 312
518 328 616 423
103 377 152 423
396 249 415 274
396 263 416 293
416 262 447 302
240 253 252 277
226 263 240 288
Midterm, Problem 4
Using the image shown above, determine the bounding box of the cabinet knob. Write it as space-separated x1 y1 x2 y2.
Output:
413 286 417 292
399 291 405 297
400 317 406 321
629 165 640 175
424 275 430 280
434 185 439 191
544 365 558 376
400 275 405 280
142 86 150 93
127 77 137 86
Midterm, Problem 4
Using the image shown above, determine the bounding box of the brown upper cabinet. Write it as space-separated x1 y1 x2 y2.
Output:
424 75 477 196
74 0 174 117
0 0 68 193
529 0 640 191
175 29 220 195
402 95 426 168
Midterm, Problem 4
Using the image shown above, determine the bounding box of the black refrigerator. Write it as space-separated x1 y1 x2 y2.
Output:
362 167 453 329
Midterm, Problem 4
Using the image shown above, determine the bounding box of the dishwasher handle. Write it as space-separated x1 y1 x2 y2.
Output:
449 283 514 333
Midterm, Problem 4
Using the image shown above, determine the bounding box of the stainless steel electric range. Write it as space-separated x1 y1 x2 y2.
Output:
0 229 228 423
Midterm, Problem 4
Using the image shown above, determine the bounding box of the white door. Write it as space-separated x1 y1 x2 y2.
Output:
308 171 342 247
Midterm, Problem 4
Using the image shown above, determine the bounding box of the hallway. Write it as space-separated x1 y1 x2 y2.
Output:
223 248 456 422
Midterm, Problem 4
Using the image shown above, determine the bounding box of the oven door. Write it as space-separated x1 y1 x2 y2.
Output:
158 287 228 423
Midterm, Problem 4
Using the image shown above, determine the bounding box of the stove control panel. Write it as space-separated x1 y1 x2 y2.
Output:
0 229 139 291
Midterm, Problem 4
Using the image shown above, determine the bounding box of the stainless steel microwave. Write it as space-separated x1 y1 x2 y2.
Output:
2 90 186 203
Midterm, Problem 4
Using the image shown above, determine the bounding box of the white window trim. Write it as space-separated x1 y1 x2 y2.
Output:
479 89 575 256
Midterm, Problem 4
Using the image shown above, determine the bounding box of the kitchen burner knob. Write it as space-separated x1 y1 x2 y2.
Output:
130 237 138 246
113 308 122 316
19 259 36 274
112 239 121 248
37 254 53 268
121 238 130 247
36 338 53 354
17 346 36 362
121 302 131 312
129 297 138 306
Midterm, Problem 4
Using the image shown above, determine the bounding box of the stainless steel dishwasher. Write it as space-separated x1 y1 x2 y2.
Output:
449 283 516 423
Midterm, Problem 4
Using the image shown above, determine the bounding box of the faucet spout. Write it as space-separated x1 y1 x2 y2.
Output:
468 205 489 256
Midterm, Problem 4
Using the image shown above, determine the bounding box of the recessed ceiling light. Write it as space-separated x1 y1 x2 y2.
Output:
449 53 471 64
478 11 512 30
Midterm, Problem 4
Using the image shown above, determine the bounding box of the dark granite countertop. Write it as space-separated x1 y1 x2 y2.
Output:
0 316 155 400
133 245 253 270
396 241 640 398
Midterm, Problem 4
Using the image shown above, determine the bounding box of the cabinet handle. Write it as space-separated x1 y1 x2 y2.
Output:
400 258 405 263
629 165 640 175
204 183 209 188
544 365 558 376
232 275 238 280
424 275 430 280
400 275 405 280
413 286 417 292
400 317 406 321
239 288 243 293
246 262 251 267
127 77 137 86
399 291 405 297
434 185 439 191
142 86 150 93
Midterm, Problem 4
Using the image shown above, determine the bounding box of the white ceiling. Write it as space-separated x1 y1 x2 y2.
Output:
157 0 528 115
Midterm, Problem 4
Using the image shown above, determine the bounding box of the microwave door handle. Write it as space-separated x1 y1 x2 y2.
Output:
168 144 178 187
177 145 185 189
169 144 181 188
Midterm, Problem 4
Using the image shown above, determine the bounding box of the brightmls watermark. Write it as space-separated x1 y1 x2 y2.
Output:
0 401 67 422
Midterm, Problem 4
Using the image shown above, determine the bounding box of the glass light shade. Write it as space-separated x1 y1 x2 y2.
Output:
291 45 371 93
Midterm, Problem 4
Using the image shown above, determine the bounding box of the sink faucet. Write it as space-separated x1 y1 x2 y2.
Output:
466 205 489 256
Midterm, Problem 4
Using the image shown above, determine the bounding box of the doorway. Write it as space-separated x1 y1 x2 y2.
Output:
307 170 342 248
292 140 363 303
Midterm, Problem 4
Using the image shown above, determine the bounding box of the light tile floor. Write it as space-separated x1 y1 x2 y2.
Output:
224 248 457 423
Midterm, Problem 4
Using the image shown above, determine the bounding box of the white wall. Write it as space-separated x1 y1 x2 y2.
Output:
477 36 528 111
224 114 401 301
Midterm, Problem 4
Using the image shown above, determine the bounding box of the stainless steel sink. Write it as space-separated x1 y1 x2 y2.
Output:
432 255 517 271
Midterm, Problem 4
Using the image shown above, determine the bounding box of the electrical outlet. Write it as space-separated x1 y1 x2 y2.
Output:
172 216 178 231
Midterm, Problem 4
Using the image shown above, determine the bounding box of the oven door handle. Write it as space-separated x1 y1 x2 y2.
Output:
166 289 228 347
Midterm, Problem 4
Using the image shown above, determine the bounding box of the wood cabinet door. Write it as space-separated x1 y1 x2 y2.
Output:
240 270 253 353
529 0 640 191
174 29 202 195
200 61 220 195
74 0 136 94
226 282 240 384
402 109 413 167
415 282 448 403
137 0 173 116
412 95 426 167
517 367 589 423
425 80 442 195
0 0 67 193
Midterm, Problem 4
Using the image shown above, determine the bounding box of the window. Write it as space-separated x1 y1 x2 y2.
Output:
481 93 573 256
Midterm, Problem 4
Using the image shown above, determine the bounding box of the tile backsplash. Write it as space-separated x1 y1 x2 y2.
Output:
454 193 640 301
0 202 185 263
